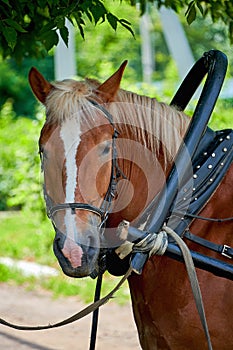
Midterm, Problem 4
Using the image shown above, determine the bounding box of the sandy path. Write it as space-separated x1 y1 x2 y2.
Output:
0 284 141 349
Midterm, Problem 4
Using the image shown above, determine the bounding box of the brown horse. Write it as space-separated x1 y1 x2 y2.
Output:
29 62 233 349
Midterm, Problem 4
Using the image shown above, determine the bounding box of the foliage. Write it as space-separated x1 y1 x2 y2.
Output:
0 102 43 211
1 0 233 62
0 55 53 117
0 0 133 62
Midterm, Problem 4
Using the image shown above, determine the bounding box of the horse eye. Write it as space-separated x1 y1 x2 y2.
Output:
100 142 111 156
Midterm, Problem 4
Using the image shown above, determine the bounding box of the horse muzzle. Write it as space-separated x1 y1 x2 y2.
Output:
53 229 100 278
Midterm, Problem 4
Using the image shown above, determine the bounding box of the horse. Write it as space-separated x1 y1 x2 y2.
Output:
29 62 233 350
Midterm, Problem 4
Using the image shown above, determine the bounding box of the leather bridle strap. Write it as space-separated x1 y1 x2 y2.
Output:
47 203 105 221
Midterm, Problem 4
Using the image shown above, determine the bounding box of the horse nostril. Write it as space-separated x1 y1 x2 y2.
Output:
54 229 66 249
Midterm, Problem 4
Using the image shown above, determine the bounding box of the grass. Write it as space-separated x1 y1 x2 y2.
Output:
0 211 54 265
0 211 131 305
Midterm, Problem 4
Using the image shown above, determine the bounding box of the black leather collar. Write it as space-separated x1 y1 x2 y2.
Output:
169 128 233 233
166 128 233 259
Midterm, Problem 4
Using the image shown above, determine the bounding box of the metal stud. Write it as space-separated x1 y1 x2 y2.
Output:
208 164 213 169
223 147 227 152
194 197 198 201
193 187 196 191
219 138 223 141
183 197 186 201
203 152 207 156
226 135 230 140
209 178 213 182
211 153 216 157
220 162 224 166
193 174 198 179
196 165 200 169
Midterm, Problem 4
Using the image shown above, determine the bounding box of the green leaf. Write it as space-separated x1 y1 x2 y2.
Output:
118 18 131 26
55 17 65 29
196 1 204 16
39 22 56 35
107 13 118 30
119 19 135 37
59 26 69 46
4 18 27 33
2 26 17 50
41 29 59 51
77 23 85 39
185 1 194 15
186 2 196 25
90 2 107 24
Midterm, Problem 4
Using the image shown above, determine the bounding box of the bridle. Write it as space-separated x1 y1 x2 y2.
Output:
42 99 124 237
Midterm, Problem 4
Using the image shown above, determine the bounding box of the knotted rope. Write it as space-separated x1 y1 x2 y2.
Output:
133 230 168 257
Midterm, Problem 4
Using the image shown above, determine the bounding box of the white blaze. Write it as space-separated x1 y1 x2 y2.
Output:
60 118 81 241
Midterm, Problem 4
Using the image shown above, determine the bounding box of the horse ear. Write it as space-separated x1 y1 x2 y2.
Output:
97 60 128 102
28 67 53 104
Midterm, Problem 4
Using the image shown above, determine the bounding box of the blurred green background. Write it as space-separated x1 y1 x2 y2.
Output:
0 2 232 301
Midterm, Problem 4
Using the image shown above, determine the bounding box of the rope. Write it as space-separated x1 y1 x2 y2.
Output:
132 226 213 350
133 231 168 257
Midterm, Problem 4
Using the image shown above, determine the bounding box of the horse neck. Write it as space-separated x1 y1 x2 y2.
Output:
107 91 190 226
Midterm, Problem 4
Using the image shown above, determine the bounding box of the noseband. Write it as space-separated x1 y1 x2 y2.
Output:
43 99 123 230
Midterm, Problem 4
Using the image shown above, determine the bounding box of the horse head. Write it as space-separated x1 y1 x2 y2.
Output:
29 62 127 278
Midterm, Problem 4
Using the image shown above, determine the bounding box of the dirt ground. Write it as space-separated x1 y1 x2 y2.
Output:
0 283 141 350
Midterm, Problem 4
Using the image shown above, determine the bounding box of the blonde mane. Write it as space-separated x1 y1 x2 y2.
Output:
45 78 190 164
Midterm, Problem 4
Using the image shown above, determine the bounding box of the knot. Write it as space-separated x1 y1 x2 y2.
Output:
133 231 168 257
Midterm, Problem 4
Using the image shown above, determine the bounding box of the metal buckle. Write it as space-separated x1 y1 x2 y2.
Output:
221 245 232 259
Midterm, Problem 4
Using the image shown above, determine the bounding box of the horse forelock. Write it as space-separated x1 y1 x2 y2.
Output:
45 78 100 124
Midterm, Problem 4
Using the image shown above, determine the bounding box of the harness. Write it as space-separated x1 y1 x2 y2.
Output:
1 50 232 350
